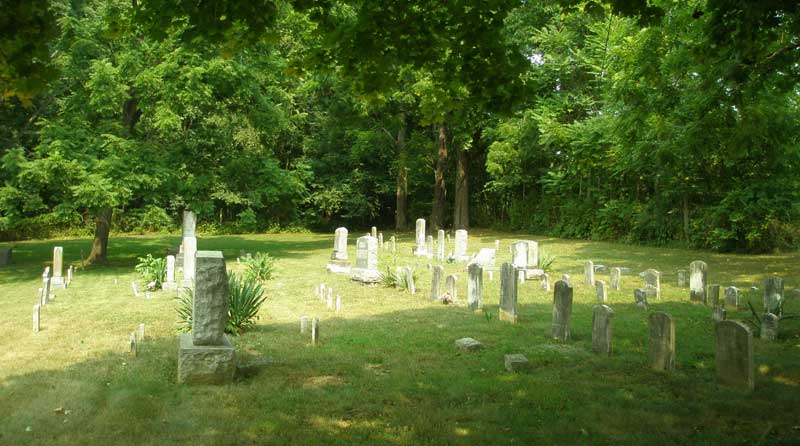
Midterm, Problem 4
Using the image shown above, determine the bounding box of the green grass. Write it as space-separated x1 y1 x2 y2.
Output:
1 230 799 445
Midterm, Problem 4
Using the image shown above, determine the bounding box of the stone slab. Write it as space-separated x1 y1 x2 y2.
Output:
178 333 236 384
504 354 531 372
455 337 483 352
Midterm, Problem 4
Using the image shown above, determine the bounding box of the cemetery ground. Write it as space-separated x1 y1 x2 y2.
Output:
1 232 799 445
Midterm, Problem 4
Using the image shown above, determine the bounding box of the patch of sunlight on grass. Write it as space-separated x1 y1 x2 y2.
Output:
758 364 771 375
303 375 344 388
773 375 799 386
454 427 470 436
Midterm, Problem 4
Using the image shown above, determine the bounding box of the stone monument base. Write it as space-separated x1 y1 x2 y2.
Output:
326 259 351 274
412 246 431 258
177 333 236 384
50 277 66 290
162 282 178 292
524 269 545 279
499 309 518 324
180 279 194 288
351 268 382 283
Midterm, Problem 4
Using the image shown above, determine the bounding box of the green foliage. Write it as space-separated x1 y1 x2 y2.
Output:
538 250 555 273
380 267 400 289
134 254 166 290
244 252 276 282
226 272 268 335
175 287 193 333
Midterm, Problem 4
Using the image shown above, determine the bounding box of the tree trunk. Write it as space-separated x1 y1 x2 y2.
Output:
395 113 408 231
454 129 476 229
431 122 448 230
86 208 112 264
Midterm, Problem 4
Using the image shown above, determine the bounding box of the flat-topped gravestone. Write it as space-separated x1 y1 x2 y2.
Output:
724 286 739 308
552 280 573 341
649 312 675 370
139 323 146 341
50 247 65 289
642 269 660 299
610 267 621 290
504 354 531 373
327 227 351 273
595 280 608 304
584 261 595 286
708 284 721 307
677 269 688 288
592 305 614 356
689 260 707 303
413 218 428 256
455 337 482 352
163 255 177 291
715 320 754 392
467 263 483 310
446 274 457 300
499 263 518 323
763 277 783 315
178 250 236 384
431 265 444 301
437 229 445 262
761 313 778 341
351 236 381 283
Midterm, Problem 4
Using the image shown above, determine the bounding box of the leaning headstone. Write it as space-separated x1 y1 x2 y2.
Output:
552 280 573 341
50 247 65 289
592 305 614 356
177 251 236 384
163 255 177 291
0 246 11 266
634 288 648 310
413 218 428 256
431 265 444 301
467 263 483 310
648 312 675 370
437 229 445 262
677 269 688 288
446 274 457 300
761 313 778 341
763 277 783 315
642 269 660 299
405 267 416 295
584 261 595 286
300 315 309 333
610 267 621 290
715 320 754 392
724 286 739 308
595 280 608 304
455 337 482 352
33 304 40 333
452 230 469 262
131 281 139 297
499 263 518 323
708 284 721 307
181 236 197 287
689 260 708 303
351 236 381 283
311 317 320 345
371 226 377 238
327 227 351 273
504 354 531 373
712 305 726 322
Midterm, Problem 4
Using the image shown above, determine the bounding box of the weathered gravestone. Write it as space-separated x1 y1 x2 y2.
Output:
724 286 739 308
452 230 470 262
648 312 675 370
378 232 383 248
467 263 483 310
335 295 342 312
689 260 707 303
130 333 138 357
33 304 40 333
390 235 396 253
431 265 444 301
715 320 754 392
51 246 65 289
511 241 529 269
413 219 428 257
552 280 573 341
0 246 11 266
712 305 726 322
351 236 381 283
595 280 608 304
300 315 308 333
66 265 73 286
592 305 614 356
131 281 139 297
584 261 595 286
177 251 236 384
504 354 531 373
677 269 688 288
761 313 778 341
139 323 146 341
708 284 721 307
446 274 457 300
610 267 621 290
541 273 551 292
763 277 783 315
371 226 377 238
642 269 660 299
163 255 178 291
311 317 320 345
455 337 483 352
426 236 434 259
405 267 416 295
499 263 518 323
437 229 445 262
327 227 351 273
41 277 51 305
634 288 648 309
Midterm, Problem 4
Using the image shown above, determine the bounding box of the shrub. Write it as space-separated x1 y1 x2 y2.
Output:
244 252 276 281
135 254 166 290
538 249 555 273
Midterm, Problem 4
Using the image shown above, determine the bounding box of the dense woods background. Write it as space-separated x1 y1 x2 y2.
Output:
1 0 799 255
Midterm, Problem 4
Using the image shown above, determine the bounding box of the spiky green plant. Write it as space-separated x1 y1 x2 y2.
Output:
244 252 276 282
135 254 166 289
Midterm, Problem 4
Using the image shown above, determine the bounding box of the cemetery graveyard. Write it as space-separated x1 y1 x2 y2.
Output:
1 228 799 445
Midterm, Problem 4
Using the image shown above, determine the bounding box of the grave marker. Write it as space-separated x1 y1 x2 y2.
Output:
51 246 65 289
552 280 573 341
648 312 675 370
610 267 621 290
763 277 783 314
761 313 778 341
499 263 518 323
467 263 483 310
715 320 754 392
724 286 739 308
33 304 40 333
446 274 457 301
592 305 614 355
431 265 444 301
584 261 595 286
689 260 707 303
595 280 608 303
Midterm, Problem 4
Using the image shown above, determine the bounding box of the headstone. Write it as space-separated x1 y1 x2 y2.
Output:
453 230 469 261
182 210 196 238
426 235 434 258
182 236 197 287
677 269 688 288
708 284 721 307
33 304 40 333
467 263 483 310
335 295 342 312
724 286 739 308
763 277 783 315
584 261 595 286
511 242 528 269
455 337 483 352
712 305 726 322
446 274 457 301
552 280 573 341
42 266 50 279
311 317 320 345
405 267 415 295
610 267 621 290
488 270 494 281
715 320 754 392
300 315 308 333
541 273 551 292
378 232 383 248
437 229 445 262
390 235 396 253
504 354 531 372
689 260 707 303
66 265 73 286
592 305 614 356
648 312 675 370
634 288 648 309
327 227 351 273
494 240 500 250
499 263 518 323
41 277 51 305
351 236 380 283
431 265 444 301
595 280 608 304
327 287 333 309
527 241 539 268
413 218 428 256
130 332 138 357
178 251 236 384
139 323 146 341
562 273 570 285
131 281 139 297
518 270 525 284
371 226 377 238
642 269 660 299
761 313 778 341
468 248 496 268
163 255 177 291
50 247 65 289
0 246 11 266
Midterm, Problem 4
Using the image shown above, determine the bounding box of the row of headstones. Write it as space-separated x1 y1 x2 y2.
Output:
33 247 75 333
314 283 343 312
412 219 470 261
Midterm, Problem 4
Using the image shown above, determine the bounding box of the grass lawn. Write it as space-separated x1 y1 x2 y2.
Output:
1 230 799 445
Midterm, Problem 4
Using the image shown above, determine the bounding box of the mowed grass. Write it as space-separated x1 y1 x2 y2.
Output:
1 230 799 445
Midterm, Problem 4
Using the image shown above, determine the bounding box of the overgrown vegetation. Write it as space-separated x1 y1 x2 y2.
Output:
244 252 276 282
134 254 166 290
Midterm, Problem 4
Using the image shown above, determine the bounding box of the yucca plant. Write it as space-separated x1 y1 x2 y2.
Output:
135 254 166 289
538 249 556 273
381 267 400 288
244 252 276 282
176 287 193 333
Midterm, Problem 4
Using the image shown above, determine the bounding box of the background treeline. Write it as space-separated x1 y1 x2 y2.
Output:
1 0 798 253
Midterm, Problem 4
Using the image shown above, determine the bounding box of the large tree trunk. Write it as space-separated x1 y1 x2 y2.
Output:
86 208 112 264
395 112 408 231
430 122 448 230
454 129 477 230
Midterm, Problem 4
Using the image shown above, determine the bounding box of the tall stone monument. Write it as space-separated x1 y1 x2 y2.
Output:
327 227 351 273
453 230 470 262
584 260 595 286
413 218 429 257
763 277 783 315
437 229 445 262
50 246 65 289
